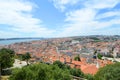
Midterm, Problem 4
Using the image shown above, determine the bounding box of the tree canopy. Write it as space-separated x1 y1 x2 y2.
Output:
53 60 70 69
70 68 84 77
0 48 15 70
9 63 71 80
10 61 86 80
22 52 31 65
53 61 84 77
97 53 103 59
74 55 81 61
94 62 120 80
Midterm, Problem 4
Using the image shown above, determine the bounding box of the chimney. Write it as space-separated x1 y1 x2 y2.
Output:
96 61 100 68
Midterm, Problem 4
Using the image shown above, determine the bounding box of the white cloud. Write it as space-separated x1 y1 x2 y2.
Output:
51 0 119 11
84 0 119 9
54 0 120 37
96 11 120 19
0 0 54 37
51 0 79 11
65 8 96 22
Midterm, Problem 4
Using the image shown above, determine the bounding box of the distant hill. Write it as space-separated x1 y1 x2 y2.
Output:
71 35 120 42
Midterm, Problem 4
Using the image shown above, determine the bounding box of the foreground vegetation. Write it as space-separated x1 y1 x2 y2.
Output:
95 62 120 80
8 60 120 80
0 48 15 80
0 48 15 71
9 61 86 80
10 63 71 80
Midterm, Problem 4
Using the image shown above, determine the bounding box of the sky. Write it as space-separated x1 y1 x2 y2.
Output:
0 0 120 38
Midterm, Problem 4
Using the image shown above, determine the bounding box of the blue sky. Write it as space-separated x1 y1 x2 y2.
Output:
0 0 120 38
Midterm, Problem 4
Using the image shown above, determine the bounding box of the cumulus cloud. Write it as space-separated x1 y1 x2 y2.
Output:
0 0 54 37
84 0 120 9
96 11 120 20
51 0 80 11
52 0 120 37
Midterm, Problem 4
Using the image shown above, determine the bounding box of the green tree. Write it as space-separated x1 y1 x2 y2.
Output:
0 48 15 78
84 74 95 80
70 68 84 77
94 62 120 80
53 60 84 78
93 49 97 55
97 53 103 59
9 63 71 80
22 52 31 65
74 55 81 61
53 60 67 69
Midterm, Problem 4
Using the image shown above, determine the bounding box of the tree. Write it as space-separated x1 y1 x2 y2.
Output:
84 74 95 80
94 62 120 80
97 53 103 59
22 52 31 65
74 55 81 61
9 63 71 80
53 60 66 69
0 48 15 78
53 61 84 78
70 68 84 77
93 49 97 55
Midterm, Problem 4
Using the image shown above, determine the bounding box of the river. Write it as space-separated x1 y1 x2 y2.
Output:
0 39 42 45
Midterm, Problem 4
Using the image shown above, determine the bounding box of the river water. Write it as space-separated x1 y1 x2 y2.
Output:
0 39 42 45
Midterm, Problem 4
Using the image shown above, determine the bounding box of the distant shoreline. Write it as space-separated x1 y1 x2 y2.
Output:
0 35 120 45
0 38 44 41
0 38 44 45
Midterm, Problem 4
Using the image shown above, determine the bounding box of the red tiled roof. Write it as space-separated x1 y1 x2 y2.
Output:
82 64 98 75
